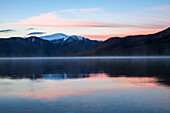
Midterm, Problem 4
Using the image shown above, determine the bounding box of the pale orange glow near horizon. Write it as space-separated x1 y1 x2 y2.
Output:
81 28 167 40
0 9 169 40
17 76 159 100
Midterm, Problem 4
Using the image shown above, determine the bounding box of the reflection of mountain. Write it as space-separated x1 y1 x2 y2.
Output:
0 59 170 86
41 73 90 80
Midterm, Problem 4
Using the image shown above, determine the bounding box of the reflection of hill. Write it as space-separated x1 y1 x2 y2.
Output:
0 59 170 86
90 59 170 86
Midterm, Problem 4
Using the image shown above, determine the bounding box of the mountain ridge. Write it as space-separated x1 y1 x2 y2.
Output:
0 27 169 57
39 33 92 44
80 27 170 56
0 35 101 57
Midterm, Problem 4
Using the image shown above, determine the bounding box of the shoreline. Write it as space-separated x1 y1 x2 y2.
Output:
0 56 170 60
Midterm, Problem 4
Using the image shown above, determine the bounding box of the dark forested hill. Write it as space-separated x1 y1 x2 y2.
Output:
0 36 101 57
81 27 170 56
0 27 170 57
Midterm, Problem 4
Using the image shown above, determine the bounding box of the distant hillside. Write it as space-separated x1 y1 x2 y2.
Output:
81 27 170 56
0 37 58 57
0 28 170 57
0 35 101 57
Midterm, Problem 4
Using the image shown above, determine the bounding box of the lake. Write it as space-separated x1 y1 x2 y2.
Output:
0 57 170 113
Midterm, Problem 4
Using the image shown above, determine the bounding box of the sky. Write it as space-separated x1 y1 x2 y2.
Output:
0 0 170 40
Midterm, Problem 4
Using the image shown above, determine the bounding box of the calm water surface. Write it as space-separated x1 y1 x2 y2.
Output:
0 57 170 113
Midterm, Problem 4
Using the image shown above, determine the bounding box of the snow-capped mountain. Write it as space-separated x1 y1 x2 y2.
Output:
40 33 86 44
40 33 68 41
0 33 102 57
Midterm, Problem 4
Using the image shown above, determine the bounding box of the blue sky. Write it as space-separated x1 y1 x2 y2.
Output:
0 0 170 40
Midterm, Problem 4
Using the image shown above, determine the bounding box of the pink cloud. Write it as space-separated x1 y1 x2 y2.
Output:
60 8 102 13
81 28 167 40
2 11 167 29
0 11 169 40
150 5 170 11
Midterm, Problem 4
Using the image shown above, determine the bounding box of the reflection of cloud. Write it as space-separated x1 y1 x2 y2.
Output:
15 75 158 100
27 32 46 35
0 29 15 33
0 76 159 100
18 88 108 100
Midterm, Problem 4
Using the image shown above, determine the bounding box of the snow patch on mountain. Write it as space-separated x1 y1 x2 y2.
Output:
40 33 68 41
68 35 83 41
40 33 85 42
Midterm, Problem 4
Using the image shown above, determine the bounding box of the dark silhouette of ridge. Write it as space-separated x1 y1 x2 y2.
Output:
81 27 170 56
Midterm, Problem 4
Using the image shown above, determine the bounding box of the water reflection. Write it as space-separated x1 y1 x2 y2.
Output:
0 58 170 113
0 59 170 85
0 75 159 100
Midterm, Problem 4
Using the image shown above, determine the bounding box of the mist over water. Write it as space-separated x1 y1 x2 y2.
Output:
0 56 170 60
0 57 170 113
